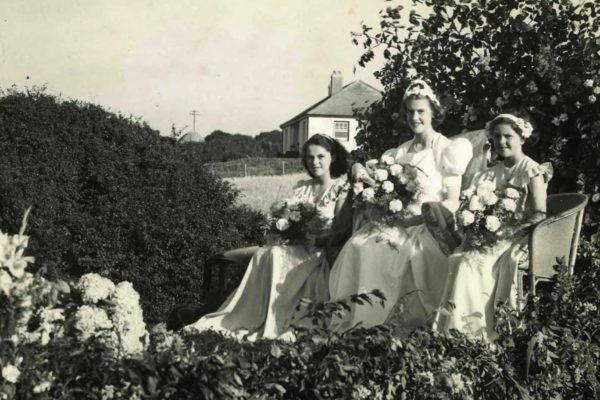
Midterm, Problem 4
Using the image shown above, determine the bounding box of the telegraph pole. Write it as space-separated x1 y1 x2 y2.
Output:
190 110 200 133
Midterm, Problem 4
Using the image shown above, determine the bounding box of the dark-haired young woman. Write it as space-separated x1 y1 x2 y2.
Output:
186 134 350 340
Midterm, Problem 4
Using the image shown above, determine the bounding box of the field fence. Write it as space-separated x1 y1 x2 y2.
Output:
205 158 304 178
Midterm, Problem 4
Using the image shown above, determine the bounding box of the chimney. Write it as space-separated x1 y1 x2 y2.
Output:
328 70 343 96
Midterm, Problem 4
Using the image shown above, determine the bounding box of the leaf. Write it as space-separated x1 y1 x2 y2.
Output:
270 343 283 359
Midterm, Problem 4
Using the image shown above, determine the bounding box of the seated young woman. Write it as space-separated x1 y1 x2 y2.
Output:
185 134 350 340
328 80 473 331
434 112 552 340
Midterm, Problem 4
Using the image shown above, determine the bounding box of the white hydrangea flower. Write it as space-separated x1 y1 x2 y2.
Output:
289 211 302 222
501 198 518 212
398 174 409 185
559 113 568 122
111 282 147 355
468 195 484 212
362 188 376 202
485 215 501 232
74 305 113 340
550 95 557 105
388 164 403 177
353 182 364 194
275 218 290 231
590 95 597 104
1 364 20 383
459 210 475 226
594 87 600 95
504 188 520 199
389 200 403 213
584 79 594 87
480 191 498 206
381 180 394 193
374 169 389 182
77 273 116 304
380 155 395 166
552 117 560 126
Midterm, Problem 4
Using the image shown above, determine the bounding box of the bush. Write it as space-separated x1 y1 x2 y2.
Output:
2 224 599 399
0 87 266 323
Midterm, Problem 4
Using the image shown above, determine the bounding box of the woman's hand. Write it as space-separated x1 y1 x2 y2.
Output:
351 163 377 186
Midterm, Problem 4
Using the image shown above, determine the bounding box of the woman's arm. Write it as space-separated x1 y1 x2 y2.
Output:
398 174 462 229
522 174 548 227
351 162 377 186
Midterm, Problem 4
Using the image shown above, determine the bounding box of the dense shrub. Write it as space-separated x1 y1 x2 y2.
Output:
2 223 599 399
0 87 266 323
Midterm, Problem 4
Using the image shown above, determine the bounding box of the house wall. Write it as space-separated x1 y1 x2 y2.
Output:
306 116 359 151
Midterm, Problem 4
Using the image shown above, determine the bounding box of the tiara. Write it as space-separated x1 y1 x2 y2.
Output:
402 79 441 107
485 114 533 139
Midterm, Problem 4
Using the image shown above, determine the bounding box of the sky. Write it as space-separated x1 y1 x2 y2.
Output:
0 0 393 137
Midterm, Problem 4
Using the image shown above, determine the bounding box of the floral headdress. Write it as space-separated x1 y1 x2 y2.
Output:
402 79 441 108
485 113 533 139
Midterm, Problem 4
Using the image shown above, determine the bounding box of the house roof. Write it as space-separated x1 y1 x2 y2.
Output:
280 80 382 128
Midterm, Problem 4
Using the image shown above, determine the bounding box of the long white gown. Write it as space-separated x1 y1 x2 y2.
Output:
328 132 473 331
434 156 552 340
186 177 348 340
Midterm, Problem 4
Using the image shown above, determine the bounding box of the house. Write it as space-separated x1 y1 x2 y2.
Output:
280 71 382 153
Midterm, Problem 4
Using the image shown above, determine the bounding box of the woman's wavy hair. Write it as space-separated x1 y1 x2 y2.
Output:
301 133 349 178
398 81 446 128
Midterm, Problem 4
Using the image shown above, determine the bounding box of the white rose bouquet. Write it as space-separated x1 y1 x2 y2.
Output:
353 156 425 226
267 198 320 245
455 181 525 251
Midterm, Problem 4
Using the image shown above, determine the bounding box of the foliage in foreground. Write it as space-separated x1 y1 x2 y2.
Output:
2 218 600 399
0 88 266 323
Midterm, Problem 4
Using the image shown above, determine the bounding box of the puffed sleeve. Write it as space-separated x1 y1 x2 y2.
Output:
441 138 473 212
510 159 553 187
442 137 473 176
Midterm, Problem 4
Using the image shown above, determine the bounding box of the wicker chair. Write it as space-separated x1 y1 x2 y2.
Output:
516 193 588 309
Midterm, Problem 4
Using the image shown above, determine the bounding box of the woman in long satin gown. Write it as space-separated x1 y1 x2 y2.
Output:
329 80 473 331
186 134 350 340
435 113 552 340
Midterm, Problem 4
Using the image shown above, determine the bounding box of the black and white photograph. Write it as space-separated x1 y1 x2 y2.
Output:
1 1 599 398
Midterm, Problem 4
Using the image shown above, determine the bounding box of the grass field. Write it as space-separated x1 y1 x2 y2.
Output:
227 173 308 214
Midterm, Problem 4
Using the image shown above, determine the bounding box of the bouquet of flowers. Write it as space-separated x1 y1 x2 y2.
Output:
353 154 425 226
267 198 320 245
455 180 525 251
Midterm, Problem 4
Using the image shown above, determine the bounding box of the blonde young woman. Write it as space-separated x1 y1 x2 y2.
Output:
435 113 552 340
329 80 473 331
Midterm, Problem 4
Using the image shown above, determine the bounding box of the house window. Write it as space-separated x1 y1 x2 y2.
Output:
334 121 350 140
